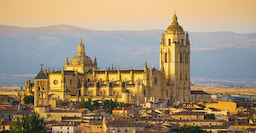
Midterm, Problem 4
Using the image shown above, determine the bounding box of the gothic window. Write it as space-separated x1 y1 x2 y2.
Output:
168 39 171 46
180 73 182 80
166 90 168 97
154 77 157 84
165 53 168 63
70 79 72 85
180 53 183 63
143 90 146 96
185 73 187 80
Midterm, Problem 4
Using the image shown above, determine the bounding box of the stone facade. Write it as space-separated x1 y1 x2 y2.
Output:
25 13 193 105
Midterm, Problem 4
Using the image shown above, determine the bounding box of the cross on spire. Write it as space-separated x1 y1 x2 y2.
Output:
40 64 44 70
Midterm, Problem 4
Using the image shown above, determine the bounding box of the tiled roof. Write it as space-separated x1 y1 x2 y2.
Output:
35 70 48 79
191 90 209 95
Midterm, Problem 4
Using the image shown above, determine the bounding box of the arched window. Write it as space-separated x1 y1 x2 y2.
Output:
168 39 171 46
154 77 157 84
165 53 168 63
143 90 146 96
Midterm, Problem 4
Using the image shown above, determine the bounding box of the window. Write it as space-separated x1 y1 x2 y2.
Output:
168 39 171 46
180 73 182 80
154 77 157 84
67 127 69 130
180 117 182 120
182 39 184 46
125 128 128 132
70 80 72 85
185 73 187 80
180 53 183 63
165 53 168 63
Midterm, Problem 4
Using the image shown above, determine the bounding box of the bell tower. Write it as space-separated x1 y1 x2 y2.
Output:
159 13 191 102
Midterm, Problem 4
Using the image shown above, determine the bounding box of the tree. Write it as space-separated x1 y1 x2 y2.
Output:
79 98 100 112
180 125 211 133
23 95 34 104
168 101 173 107
10 112 46 133
204 114 215 120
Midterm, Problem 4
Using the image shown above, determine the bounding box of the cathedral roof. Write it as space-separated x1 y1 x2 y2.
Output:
167 13 184 32
35 69 48 79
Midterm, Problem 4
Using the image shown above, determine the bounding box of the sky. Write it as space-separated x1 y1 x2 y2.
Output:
0 0 256 33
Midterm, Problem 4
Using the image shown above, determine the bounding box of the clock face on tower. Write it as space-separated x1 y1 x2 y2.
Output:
53 80 58 85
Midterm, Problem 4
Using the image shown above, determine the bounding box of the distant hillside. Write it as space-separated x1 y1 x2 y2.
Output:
0 25 256 87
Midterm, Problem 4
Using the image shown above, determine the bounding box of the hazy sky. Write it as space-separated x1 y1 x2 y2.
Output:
1 0 255 33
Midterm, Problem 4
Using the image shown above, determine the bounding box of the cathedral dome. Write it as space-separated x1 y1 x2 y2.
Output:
69 39 93 65
70 55 93 65
167 13 183 32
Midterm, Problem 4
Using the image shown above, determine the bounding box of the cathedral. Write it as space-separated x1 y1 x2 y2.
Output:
25 13 198 107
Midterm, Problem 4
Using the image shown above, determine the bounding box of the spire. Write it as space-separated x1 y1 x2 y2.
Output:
144 60 148 70
80 37 83 45
61 66 64 74
172 12 178 25
47 67 50 74
65 56 69 65
186 31 190 45
44 66 47 74
52 68 54 73
94 56 97 68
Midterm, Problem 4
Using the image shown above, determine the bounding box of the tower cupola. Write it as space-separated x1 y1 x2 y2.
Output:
167 13 183 32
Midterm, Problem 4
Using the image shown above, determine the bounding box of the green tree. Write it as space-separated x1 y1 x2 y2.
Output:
180 125 211 133
168 101 173 107
10 112 46 133
79 98 100 112
103 99 121 113
204 114 215 120
23 95 34 104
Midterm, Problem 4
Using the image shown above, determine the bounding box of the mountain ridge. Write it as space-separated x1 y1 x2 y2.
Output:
0 24 255 87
